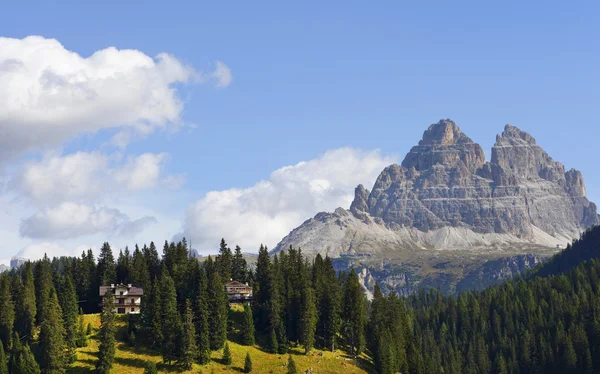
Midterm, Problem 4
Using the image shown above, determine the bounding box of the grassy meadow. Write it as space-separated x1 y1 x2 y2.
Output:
69 305 372 373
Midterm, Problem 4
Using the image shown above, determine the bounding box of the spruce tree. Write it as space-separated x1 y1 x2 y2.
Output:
76 313 88 348
232 245 248 282
159 270 182 365
222 341 232 365
10 339 40 374
195 267 211 364
149 278 163 348
0 343 7 374
0 276 14 352
116 247 132 284
96 290 116 374
181 299 197 370
15 262 36 343
207 270 228 350
38 287 66 374
342 270 365 357
299 264 317 354
58 273 78 363
216 239 233 282
244 352 252 373
242 303 255 346
143 242 161 281
97 242 117 286
287 355 297 374
321 256 341 352
34 255 53 324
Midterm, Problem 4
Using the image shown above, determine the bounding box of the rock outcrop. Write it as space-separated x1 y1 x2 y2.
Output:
273 119 599 258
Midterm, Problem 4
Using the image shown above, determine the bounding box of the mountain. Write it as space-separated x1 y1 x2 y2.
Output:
272 119 599 294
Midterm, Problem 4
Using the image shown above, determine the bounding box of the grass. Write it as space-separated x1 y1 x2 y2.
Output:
69 306 371 374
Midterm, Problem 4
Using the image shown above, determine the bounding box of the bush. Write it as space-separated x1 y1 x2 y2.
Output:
222 341 232 365
244 352 252 373
143 361 158 374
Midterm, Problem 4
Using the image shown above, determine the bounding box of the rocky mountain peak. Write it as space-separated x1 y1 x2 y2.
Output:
495 124 538 146
401 119 486 173
350 184 370 215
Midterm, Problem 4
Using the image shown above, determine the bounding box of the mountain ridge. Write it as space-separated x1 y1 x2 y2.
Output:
273 119 598 258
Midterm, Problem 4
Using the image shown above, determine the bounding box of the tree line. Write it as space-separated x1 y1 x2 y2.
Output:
2 226 600 373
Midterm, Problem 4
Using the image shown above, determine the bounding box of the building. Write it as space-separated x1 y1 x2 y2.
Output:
225 281 252 302
99 284 144 314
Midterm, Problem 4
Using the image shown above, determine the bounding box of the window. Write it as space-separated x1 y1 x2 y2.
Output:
117 308 125 314
131 308 135 312
119 299 124 304
131 298 135 304
120 291 124 296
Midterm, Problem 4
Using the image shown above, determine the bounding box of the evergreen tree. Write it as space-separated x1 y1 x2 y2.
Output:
149 278 163 348
242 304 255 346
207 270 228 350
9 338 40 374
342 270 365 357
159 270 182 365
181 299 197 370
320 256 341 352
131 246 151 292
116 247 132 284
232 245 248 282
96 290 116 374
0 343 6 374
38 287 66 374
216 239 233 282
244 352 252 373
34 255 53 324
0 276 14 352
15 262 36 343
58 273 78 363
143 361 158 374
97 242 117 286
76 313 88 348
143 242 161 281
287 355 297 374
195 267 211 364
299 263 317 354
222 341 232 365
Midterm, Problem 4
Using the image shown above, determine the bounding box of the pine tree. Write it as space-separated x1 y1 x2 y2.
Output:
207 271 228 350
15 262 36 343
76 313 88 348
244 352 252 373
131 246 151 292
222 341 232 365
287 355 297 374
242 304 255 346
96 290 116 374
195 267 211 364
320 256 341 352
232 245 248 283
0 276 14 352
0 343 7 374
342 270 365 357
299 263 317 354
216 239 233 282
150 278 163 348
10 338 40 374
159 270 182 365
34 255 53 325
58 273 78 363
181 299 197 370
97 242 117 286
116 247 132 284
38 287 66 374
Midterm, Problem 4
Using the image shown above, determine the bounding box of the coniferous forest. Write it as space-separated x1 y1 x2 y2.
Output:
1 228 600 373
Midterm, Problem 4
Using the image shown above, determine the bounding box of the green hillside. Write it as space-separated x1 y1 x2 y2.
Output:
69 305 371 374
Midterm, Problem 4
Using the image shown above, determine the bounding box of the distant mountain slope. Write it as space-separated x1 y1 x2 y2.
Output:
274 120 598 258
272 119 599 295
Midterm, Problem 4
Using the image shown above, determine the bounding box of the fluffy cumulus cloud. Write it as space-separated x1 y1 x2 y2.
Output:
183 148 397 252
15 151 182 203
19 202 157 240
0 36 231 161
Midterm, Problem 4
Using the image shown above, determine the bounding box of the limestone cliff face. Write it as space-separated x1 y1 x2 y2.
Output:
273 119 599 258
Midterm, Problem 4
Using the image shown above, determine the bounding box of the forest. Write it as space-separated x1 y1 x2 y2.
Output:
1 227 600 374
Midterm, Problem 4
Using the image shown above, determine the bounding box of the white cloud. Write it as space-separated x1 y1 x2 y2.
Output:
15 151 183 202
20 202 156 239
211 61 233 87
0 36 230 160
16 151 108 202
13 242 93 262
114 153 169 190
182 148 396 253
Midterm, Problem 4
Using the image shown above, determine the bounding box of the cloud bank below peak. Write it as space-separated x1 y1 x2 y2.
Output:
182 148 397 253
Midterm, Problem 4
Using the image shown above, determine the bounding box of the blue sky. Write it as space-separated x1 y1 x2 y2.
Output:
0 1 598 262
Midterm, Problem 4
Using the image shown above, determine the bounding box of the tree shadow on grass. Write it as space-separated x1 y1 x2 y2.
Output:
117 343 162 357
67 367 94 374
114 356 151 369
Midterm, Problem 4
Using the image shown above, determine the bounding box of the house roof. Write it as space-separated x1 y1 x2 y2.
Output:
226 281 251 288
99 284 144 296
